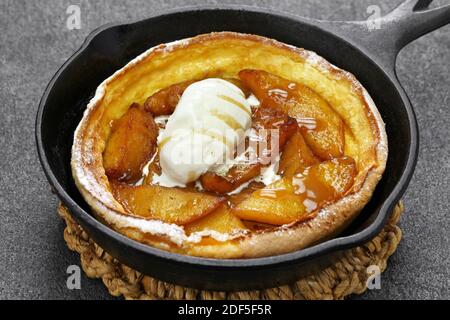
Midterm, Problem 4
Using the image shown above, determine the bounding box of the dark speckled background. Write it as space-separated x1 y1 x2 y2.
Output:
0 0 449 300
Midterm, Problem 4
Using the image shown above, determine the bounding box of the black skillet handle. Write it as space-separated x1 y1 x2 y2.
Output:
317 0 450 73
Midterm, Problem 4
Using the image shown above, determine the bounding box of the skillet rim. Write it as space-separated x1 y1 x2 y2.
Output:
36 5 418 269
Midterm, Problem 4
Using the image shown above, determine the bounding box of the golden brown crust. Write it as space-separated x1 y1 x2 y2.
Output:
71 32 387 258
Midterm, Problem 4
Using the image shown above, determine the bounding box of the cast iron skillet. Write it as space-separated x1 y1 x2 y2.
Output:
36 0 450 291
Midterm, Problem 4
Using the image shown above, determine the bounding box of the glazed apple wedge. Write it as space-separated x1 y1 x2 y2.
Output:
144 80 194 116
239 69 345 160
103 103 158 183
278 129 318 177
232 178 310 225
185 205 247 235
111 183 225 225
233 157 357 225
200 164 261 195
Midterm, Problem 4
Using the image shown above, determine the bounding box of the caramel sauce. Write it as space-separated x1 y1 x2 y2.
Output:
217 94 252 116
141 231 181 251
195 128 234 150
291 169 333 213
195 237 222 246
157 136 171 149
210 109 244 131
143 151 161 185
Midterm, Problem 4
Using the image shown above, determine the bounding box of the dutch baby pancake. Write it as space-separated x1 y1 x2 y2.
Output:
71 32 387 258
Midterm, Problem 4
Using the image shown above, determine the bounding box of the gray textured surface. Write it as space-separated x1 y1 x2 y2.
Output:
0 0 449 300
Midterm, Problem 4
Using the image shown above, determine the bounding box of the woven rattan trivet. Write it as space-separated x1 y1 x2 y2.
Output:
58 202 404 300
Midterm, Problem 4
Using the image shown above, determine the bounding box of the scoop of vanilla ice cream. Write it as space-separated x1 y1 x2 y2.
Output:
157 78 252 187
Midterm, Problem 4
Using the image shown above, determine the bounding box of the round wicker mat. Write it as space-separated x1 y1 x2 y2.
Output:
58 202 404 300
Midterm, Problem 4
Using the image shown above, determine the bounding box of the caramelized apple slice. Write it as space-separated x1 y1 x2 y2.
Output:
239 69 345 160
310 157 357 196
278 129 318 177
144 78 249 117
103 103 158 183
233 157 357 225
200 164 261 194
184 205 247 235
232 178 308 225
228 181 265 207
200 105 297 194
111 183 225 225
144 80 194 116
